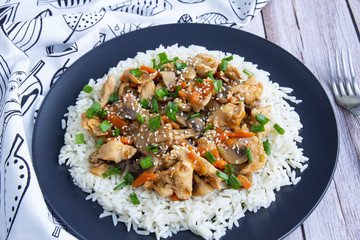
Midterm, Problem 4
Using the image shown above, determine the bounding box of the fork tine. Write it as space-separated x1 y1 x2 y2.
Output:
336 51 347 96
347 48 360 96
328 51 340 96
342 49 355 95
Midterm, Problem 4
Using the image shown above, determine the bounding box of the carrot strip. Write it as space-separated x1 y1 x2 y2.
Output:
180 81 187 89
227 132 255 138
140 65 157 73
225 139 235 146
190 87 201 103
132 171 157 188
106 112 128 129
213 159 227 170
237 175 252 189
119 137 133 145
188 151 197 162
170 193 180 201
178 90 188 99
217 132 228 142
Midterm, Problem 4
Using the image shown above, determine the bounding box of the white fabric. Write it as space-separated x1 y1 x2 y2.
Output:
0 1 268 239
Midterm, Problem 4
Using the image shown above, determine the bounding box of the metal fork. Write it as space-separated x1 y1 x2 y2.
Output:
329 49 360 125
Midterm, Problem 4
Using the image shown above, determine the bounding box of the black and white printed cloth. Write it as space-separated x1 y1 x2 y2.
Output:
0 1 268 239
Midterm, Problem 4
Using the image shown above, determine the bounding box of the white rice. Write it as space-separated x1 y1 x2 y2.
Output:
58 44 308 239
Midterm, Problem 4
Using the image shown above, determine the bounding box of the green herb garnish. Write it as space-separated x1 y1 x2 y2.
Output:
82 84 93 93
148 115 161 130
75 133 85 144
140 156 153 169
98 120 112 132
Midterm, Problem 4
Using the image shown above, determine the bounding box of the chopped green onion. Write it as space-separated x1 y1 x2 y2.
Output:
140 156 153 169
207 71 215 81
146 145 158 153
148 115 161 130
130 193 140 205
165 101 179 122
152 59 158 69
203 124 213 132
186 113 201 120
195 78 203 84
155 87 170 98
137 113 145 123
223 55 233 62
220 60 228 72
255 113 270 125
129 68 142 77
216 170 229 181
82 84 93 93
172 57 180 62
113 181 127 190
124 172 134 184
170 86 181 97
220 56 233 72
263 140 271 155
228 174 242 189
112 128 120 136
98 110 107 119
251 125 265 133
98 120 112 132
204 151 217 164
140 98 149 109
274 123 285 134
108 89 119 103
86 101 101 118
175 62 188 70
246 147 253 163
151 96 159 111
151 96 159 113
75 133 85 144
158 52 170 65
95 138 105 147
243 69 254 76
102 167 122 179
224 164 234 175
212 79 223 92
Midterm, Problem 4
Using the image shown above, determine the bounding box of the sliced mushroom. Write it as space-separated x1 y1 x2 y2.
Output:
173 128 197 140
217 142 248 165
161 71 176 88
133 123 173 155
174 98 191 112
129 156 159 179
193 174 215 197
187 117 205 133
127 69 157 85
115 93 149 120
89 162 112 177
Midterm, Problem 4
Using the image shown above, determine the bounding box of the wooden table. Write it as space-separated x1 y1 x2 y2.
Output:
241 0 360 239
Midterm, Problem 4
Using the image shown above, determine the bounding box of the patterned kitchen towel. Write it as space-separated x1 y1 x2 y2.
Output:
0 0 268 239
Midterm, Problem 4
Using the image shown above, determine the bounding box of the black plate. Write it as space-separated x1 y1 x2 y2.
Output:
32 23 338 240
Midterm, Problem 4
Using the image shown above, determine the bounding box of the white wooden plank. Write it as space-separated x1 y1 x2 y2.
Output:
261 0 360 239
